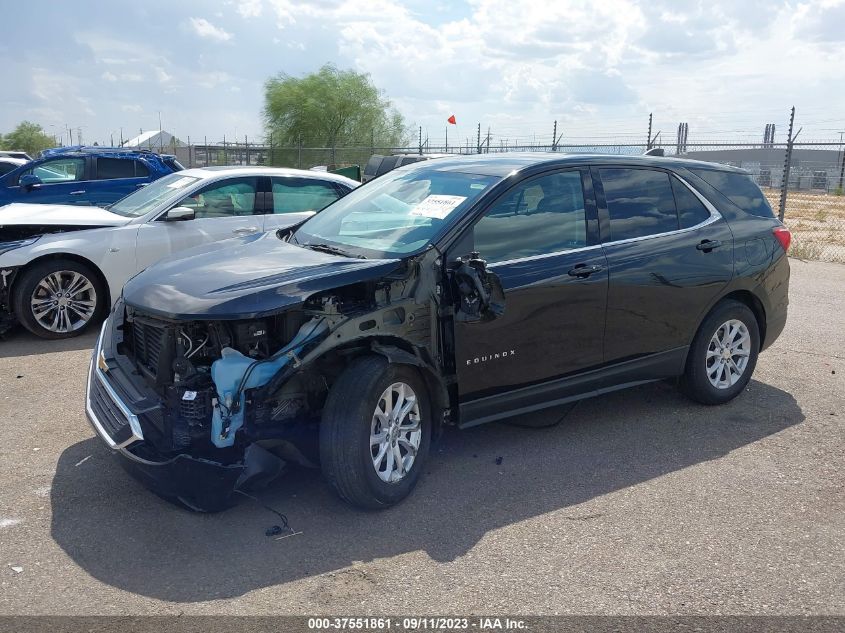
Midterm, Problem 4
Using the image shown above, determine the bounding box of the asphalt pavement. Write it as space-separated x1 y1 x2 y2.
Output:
0 258 842 615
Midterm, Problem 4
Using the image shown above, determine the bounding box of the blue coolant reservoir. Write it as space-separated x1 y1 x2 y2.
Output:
210 318 328 448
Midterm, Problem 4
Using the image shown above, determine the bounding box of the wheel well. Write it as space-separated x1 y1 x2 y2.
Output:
11 253 111 310
717 290 767 346
313 336 449 427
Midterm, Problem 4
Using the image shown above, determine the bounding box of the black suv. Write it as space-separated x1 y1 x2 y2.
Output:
86 153 790 511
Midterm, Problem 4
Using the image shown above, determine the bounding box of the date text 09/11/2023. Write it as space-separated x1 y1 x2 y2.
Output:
306 617 528 630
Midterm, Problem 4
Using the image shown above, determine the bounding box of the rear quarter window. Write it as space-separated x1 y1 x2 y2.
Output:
690 169 774 218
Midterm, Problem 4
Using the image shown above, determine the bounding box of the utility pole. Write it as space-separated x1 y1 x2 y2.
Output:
419 126 423 155
552 120 557 151
646 113 653 150
245 134 249 166
779 106 796 221
486 127 491 153
476 123 481 154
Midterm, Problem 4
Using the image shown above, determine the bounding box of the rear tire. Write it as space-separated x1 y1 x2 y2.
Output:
320 356 431 509
12 258 105 340
680 300 760 405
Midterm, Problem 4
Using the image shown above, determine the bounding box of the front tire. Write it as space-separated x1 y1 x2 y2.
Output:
320 356 431 509
12 259 105 339
681 300 760 405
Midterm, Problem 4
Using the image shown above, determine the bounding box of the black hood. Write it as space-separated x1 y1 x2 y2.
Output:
122 232 402 320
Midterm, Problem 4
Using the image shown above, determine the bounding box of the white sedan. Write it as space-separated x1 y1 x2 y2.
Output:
0 166 358 339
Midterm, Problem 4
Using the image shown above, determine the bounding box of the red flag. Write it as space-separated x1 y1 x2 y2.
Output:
447 115 457 125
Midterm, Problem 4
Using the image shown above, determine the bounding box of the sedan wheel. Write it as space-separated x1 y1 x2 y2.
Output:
13 259 105 339
30 270 98 334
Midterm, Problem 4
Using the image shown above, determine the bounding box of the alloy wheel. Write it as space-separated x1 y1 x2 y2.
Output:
370 381 422 483
706 319 751 389
30 270 97 334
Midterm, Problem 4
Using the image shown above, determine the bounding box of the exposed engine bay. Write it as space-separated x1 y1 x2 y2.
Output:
111 263 442 484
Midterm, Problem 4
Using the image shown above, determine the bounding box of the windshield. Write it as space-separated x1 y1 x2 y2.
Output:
293 166 499 257
108 173 200 217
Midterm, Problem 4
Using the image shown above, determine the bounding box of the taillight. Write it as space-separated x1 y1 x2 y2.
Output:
773 226 791 252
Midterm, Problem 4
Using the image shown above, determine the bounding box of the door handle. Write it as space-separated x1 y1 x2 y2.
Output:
232 227 259 235
568 264 604 278
69 190 86 195
696 239 723 252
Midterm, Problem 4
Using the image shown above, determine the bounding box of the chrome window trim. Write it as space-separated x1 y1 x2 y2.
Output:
85 322 144 449
489 243 602 268
600 172 722 248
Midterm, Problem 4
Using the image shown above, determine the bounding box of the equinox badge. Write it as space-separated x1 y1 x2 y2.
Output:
466 350 515 366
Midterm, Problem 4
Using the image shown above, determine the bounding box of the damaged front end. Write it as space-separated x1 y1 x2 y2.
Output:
86 246 445 511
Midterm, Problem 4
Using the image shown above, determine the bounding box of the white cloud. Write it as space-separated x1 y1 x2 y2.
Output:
235 0 263 18
101 71 143 82
154 66 173 83
244 0 845 142
189 17 233 41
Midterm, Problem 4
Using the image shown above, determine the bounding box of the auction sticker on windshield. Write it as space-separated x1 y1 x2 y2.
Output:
410 195 467 219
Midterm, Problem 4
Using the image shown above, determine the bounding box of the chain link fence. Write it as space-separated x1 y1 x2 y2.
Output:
170 135 845 264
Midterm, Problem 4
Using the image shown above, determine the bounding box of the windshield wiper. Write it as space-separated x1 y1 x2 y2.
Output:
304 243 366 259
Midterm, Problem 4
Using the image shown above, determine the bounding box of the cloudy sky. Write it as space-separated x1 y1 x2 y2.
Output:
2 0 844 148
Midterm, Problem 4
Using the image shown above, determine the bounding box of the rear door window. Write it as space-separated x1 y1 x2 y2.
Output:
271 177 341 214
599 168 679 241
97 157 147 179
690 169 774 218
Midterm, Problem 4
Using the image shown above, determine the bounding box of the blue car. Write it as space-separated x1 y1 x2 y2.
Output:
0 146 183 207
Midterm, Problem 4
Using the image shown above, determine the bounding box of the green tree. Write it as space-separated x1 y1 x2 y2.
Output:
0 121 56 156
263 64 410 167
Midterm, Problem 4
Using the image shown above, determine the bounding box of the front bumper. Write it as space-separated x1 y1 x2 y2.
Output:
85 320 275 511
0 266 19 334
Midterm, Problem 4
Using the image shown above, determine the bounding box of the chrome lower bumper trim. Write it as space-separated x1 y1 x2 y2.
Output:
85 320 145 450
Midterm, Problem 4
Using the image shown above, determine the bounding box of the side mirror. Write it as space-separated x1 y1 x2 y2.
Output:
450 252 505 323
19 174 42 190
165 206 195 222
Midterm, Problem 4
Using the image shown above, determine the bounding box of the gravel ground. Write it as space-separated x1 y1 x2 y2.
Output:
0 258 842 615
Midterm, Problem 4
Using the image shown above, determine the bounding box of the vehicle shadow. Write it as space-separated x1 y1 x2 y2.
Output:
0 327 98 359
50 379 803 603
